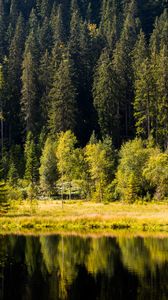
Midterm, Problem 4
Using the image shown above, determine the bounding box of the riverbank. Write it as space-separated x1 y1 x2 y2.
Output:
0 200 168 234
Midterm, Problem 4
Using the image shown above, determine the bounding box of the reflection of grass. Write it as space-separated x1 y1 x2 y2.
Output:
0 200 168 233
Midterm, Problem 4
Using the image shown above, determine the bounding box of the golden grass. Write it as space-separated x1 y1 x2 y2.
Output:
0 200 168 234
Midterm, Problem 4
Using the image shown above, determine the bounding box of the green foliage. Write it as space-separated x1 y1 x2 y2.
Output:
0 147 9 180
48 52 76 136
85 137 115 201
7 161 19 186
56 131 77 181
116 139 151 202
56 130 77 197
55 131 90 198
0 64 5 161
155 45 168 149
103 179 119 202
143 152 168 200
7 185 22 201
0 0 167 202
93 49 118 139
99 0 122 48
0 63 4 95
133 10 168 148
134 58 153 138
39 137 57 194
7 14 25 142
24 131 38 184
21 50 37 133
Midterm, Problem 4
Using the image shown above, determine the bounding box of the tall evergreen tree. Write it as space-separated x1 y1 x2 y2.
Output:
112 0 141 141
133 31 153 139
0 0 6 61
149 10 168 146
99 0 122 50
39 50 52 127
48 51 76 136
134 58 154 139
24 131 38 183
39 16 52 54
156 45 168 149
68 0 81 65
21 50 37 133
9 0 19 29
50 4 65 44
21 30 40 134
93 49 119 142
7 14 25 143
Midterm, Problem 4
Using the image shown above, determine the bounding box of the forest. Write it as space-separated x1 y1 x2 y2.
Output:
0 0 167 202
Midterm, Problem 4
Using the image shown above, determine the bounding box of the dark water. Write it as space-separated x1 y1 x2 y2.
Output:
0 234 168 300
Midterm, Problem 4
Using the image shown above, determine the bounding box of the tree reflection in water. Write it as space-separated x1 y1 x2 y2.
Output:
0 234 168 300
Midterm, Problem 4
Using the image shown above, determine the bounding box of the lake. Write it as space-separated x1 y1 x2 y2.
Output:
0 234 168 300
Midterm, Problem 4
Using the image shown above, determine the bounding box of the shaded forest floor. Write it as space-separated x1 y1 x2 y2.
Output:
0 200 168 234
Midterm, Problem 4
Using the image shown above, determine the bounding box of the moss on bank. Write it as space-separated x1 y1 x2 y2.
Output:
0 200 168 234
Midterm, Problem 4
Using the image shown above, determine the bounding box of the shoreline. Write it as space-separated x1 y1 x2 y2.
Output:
0 200 168 235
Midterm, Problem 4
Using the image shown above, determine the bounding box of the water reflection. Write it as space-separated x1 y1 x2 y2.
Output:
0 234 168 300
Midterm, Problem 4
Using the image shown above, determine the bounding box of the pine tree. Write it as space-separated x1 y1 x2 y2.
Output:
48 51 76 136
8 14 25 91
150 9 168 57
50 4 65 44
156 45 168 149
0 0 6 61
49 4 66 82
132 30 147 72
134 58 154 139
21 51 37 133
28 8 38 32
93 49 119 141
7 160 19 186
9 0 19 29
133 31 153 139
68 0 81 64
39 16 52 54
21 30 40 134
69 3 97 143
37 0 50 19
112 0 141 141
7 14 25 143
149 10 168 146
77 20 96 143
24 131 38 183
99 0 122 50
39 50 52 126
86 2 92 23
9 144 24 178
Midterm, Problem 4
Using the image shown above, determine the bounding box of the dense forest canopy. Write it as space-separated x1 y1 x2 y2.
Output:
0 0 167 201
